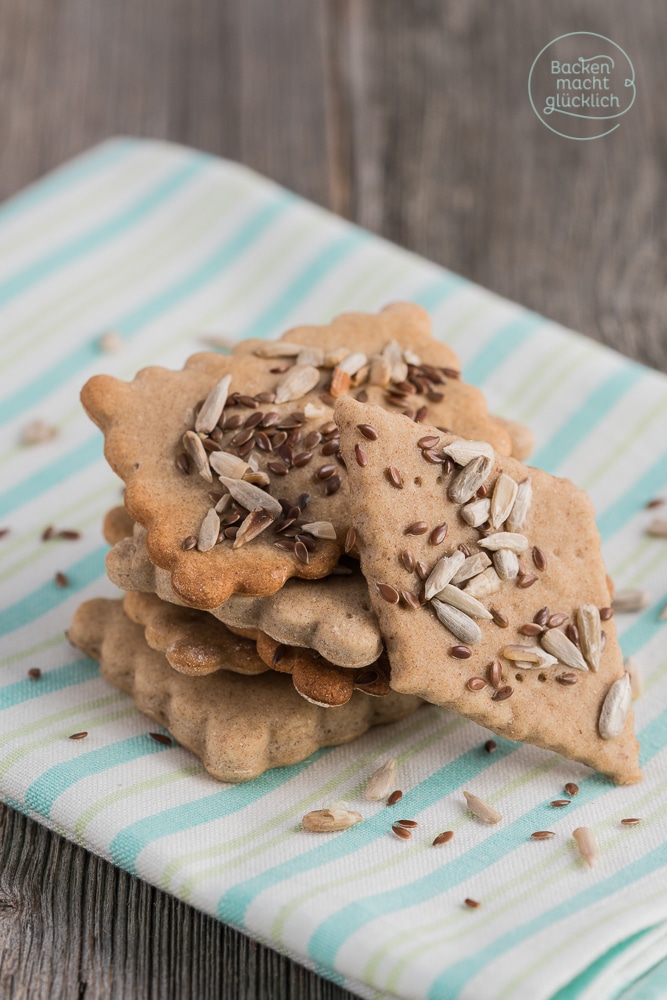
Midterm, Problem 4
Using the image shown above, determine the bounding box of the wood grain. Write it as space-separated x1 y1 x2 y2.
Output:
0 0 665 996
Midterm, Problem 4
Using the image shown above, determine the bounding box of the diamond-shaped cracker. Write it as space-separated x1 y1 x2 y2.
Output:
335 397 641 785
69 598 421 782
82 305 513 608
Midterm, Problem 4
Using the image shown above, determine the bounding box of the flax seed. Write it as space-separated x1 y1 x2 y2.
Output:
492 686 513 701
488 659 502 689
345 527 357 553
557 673 578 685
484 740 497 753
550 799 570 807
531 831 555 840
377 583 400 604
392 824 412 840
600 606 613 621
405 521 428 535
357 423 378 440
55 571 68 587
28 668 41 680
387 466 404 489
564 783 579 797
451 645 472 659
69 732 88 740
294 540 309 564
387 790 403 806
519 623 543 636
355 444 368 467
620 818 642 826
490 607 509 628
325 476 342 495
175 452 191 474
464 898 481 909
433 831 454 846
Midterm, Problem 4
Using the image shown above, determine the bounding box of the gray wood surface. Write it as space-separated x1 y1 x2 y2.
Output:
1 1 665 997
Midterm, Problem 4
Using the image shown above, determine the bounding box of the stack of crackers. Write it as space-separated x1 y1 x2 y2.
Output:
70 304 641 786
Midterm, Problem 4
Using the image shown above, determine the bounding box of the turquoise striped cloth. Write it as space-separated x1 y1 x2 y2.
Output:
1 138 667 1000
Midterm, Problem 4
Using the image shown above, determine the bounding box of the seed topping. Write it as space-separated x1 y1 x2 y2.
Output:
377 583 400 604
531 831 555 840
463 791 502 824
387 790 403 806
433 831 454 846
365 759 397 801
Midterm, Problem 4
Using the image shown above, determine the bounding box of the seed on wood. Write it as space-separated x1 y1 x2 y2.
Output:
365 758 397 800
492 686 513 702
572 827 598 868
551 800 570 807
532 546 547 571
564 782 579 797
463 790 502 824
325 475 342 495
531 831 555 840
175 452 191 474
451 645 472 659
294 540 309 564
357 423 378 440
377 583 400 604
55 572 68 587
519 623 544 636
557 673 578 685
620 818 642 826
28 668 41 680
387 790 403 806
392 824 412 840
433 831 454 846
302 808 363 833
484 740 497 753
387 466 404 489
490 607 509 628
406 521 428 535
430 523 448 545
467 677 487 691
488 660 502 689
401 590 421 610
355 444 368 467
345 527 357 553
69 732 88 740
600 606 614 621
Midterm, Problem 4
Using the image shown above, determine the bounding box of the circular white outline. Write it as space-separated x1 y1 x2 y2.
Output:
528 32 636 141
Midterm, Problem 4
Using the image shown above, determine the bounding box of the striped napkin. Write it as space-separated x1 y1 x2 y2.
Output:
1 137 667 1000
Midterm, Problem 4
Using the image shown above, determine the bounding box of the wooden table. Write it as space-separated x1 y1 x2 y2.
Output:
1 1 665 996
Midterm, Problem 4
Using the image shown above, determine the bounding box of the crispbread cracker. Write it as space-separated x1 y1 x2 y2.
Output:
68 598 422 783
123 591 269 676
335 397 641 785
81 304 514 609
106 526 383 668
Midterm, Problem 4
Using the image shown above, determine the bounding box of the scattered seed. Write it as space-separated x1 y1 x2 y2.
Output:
564 783 579 797
460 498 491 528
467 677 487 691
355 444 368 467
484 740 497 753
223 527 238 540
325 475 342 495
599 606 614 622
21 419 59 445
532 546 547 572
274 365 320 404
479 532 529 554
383 466 404 490
58 530 81 541
28 668 41 680
387 790 403 806
519 623 544 637
434 585 492 621
531 831 555 840
148 732 172 746
54 571 68 587
572 827 598 868
490 607 509 629
392 824 412 840
464 790 502 824
451 645 472 659
401 590 421 610
451 552 492 586
557 673 578 685
443 440 494 465
399 548 415 574
395 820 418 830
182 430 212 482
430 523 448 545
195 375 232 433
301 520 337 540
175 452 191 475
302 808 363 832
181 535 198 551
406 521 428 535
464 898 481 909
366 758 397 801
69 732 88 740
488 660 502 689
233 507 275 548
502 644 558 669
42 525 55 541
620 818 642 826
625 655 643 699
418 435 440 449
599 673 632 739
433 831 454 846
647 517 667 537
492 686 513 702
432 601 483 644
377 583 400 604
551 800 570 807
612 589 651 613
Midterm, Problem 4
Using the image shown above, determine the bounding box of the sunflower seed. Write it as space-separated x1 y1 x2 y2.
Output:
21 419 59 445
197 509 220 552
403 348 421 365
304 402 329 420
294 347 324 368
336 352 367 376
365 758 397 800
434 585 493 620
274 365 320 404
460 498 491 527
302 808 363 832
293 522 334 543
572 827 598 868
478 532 528 554
319 347 349 369
218 476 283 517
195 375 232 433
448 455 493 504
489 474 518 529
254 341 303 358
625 655 643 699
502 645 558 669
244 471 271 486
369 355 392 386
209 451 249 479
463 791 502 824
443 440 494 466
464 567 502 599
433 830 454 846
383 340 408 382
506 477 532 533
432 601 482 644
424 551 466 599
493 549 520 581
599 672 632 739
647 517 667 537
612 589 651 613
451 552 492 585
232 507 275 548
541 628 589 671
182 430 213 482
577 605 601 672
